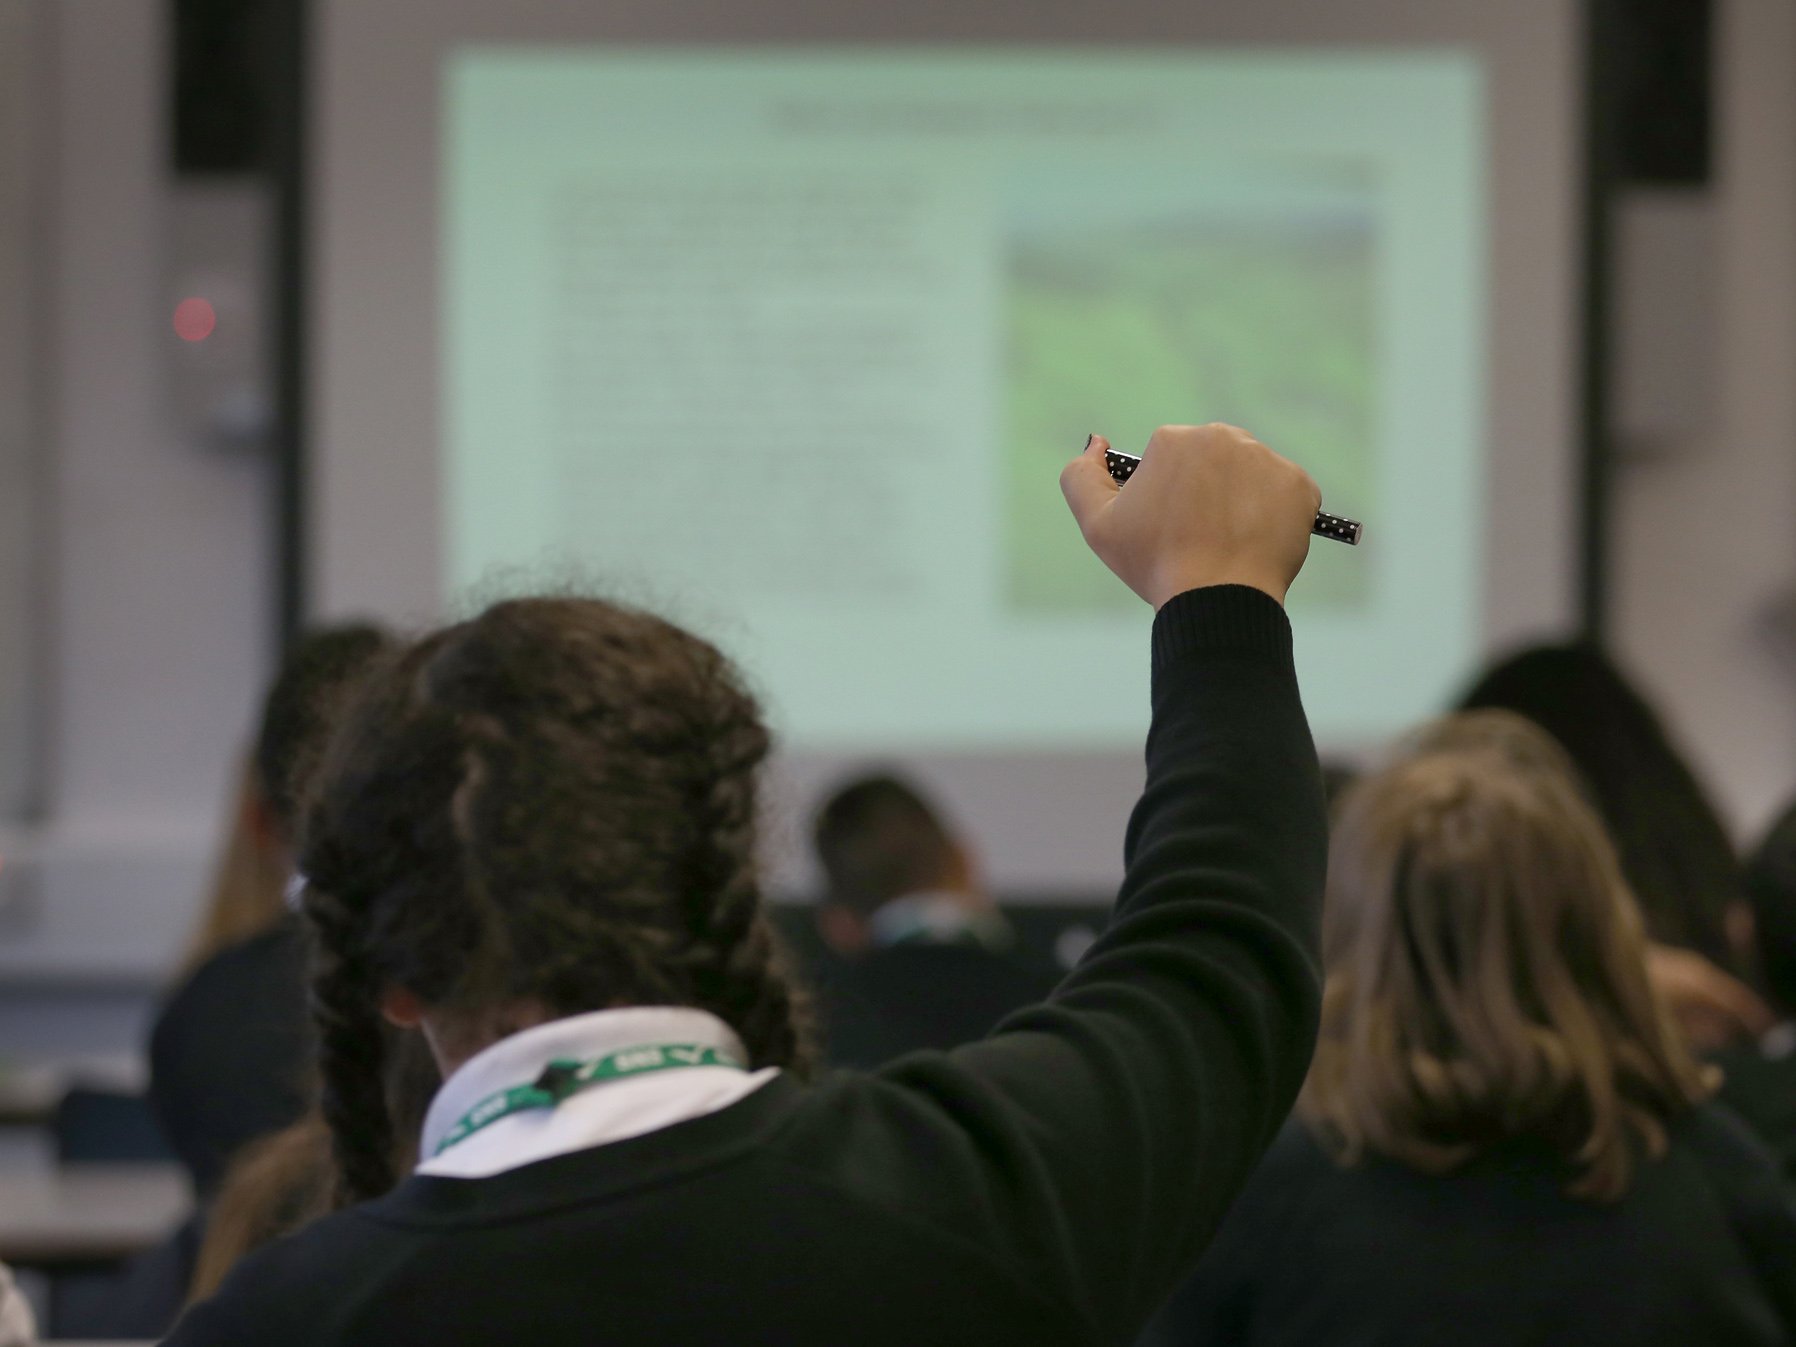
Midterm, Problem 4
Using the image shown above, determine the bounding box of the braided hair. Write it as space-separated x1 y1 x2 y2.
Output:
297 597 814 1204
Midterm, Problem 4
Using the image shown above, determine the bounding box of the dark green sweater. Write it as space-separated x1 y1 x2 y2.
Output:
166 585 1327 1347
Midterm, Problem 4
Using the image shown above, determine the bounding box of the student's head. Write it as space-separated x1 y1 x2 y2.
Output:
811 774 977 951
182 623 392 971
253 623 393 847
1747 801 1796 1017
1403 708 1585 787
1458 642 1745 970
297 597 812 1203
1302 750 1713 1202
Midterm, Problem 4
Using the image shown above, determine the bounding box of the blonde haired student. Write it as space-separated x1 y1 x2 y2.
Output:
1409 709 1773 1048
1145 747 1796 1347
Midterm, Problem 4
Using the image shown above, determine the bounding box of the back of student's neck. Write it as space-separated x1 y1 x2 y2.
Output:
422 997 663 1079
422 999 558 1079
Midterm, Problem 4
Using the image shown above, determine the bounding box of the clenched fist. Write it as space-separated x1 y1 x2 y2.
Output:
1060 424 1321 609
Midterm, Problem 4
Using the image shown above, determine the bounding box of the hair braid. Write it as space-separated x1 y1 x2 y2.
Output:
298 597 822 1200
306 885 398 1205
633 639 813 1076
300 635 496 1206
685 722 815 1076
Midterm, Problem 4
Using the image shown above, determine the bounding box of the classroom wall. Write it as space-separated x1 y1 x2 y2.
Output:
0 0 272 1035
0 0 40 821
1611 0 1796 847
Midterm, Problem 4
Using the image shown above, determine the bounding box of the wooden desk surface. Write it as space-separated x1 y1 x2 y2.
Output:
0 1163 190 1265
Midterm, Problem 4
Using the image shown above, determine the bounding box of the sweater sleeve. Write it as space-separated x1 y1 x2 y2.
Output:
816 584 1326 1342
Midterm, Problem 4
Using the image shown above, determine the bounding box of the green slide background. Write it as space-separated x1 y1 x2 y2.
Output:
1004 190 1376 614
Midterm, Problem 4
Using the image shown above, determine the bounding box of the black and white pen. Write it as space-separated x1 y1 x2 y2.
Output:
1103 447 1363 546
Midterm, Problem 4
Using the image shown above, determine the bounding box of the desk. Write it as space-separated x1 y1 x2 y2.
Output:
0 1069 60 1128
0 1057 148 1128
0 1164 189 1265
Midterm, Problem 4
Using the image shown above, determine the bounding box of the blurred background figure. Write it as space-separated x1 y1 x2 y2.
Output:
151 622 391 1200
54 623 391 1341
1458 641 1767 1048
1410 705 1775 1054
809 774 1060 1068
1457 642 1749 976
1144 748 1796 1347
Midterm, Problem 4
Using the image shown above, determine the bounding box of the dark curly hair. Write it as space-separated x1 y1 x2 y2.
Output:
296 597 814 1204
254 623 392 835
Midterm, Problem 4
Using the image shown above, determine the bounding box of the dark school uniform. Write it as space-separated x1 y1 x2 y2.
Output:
168 585 1327 1347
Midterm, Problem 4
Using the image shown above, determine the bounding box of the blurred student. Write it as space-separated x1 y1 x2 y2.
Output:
809 773 1060 1067
149 623 392 1197
1458 643 1752 991
1411 709 1772 1049
1709 799 1796 1177
71 626 397 1341
1145 749 1796 1347
167 425 1329 1347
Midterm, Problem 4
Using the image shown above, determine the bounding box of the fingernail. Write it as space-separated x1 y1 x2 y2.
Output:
1083 434 1094 452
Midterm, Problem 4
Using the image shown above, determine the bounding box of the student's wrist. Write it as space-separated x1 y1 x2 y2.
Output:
1151 584 1295 678
1149 566 1287 611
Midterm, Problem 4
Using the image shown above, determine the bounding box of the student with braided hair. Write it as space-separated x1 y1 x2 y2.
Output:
168 424 1329 1347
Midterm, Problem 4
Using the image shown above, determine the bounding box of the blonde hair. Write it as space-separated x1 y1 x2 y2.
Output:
1301 750 1714 1201
1402 708 1585 787
188 1116 335 1303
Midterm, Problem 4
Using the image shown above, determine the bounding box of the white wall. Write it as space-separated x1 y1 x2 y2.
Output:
0 0 273 1003
1611 0 1796 847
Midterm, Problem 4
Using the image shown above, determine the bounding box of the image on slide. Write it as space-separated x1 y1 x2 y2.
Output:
1002 166 1379 615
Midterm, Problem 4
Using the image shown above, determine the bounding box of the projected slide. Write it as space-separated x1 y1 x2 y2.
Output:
445 52 1484 749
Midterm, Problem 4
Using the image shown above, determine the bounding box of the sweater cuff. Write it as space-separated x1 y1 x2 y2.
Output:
1151 584 1294 679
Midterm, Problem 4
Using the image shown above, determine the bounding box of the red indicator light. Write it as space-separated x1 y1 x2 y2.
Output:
173 297 217 342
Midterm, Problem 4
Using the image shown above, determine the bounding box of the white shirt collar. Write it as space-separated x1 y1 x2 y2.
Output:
868 891 1012 951
416 1005 777 1179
